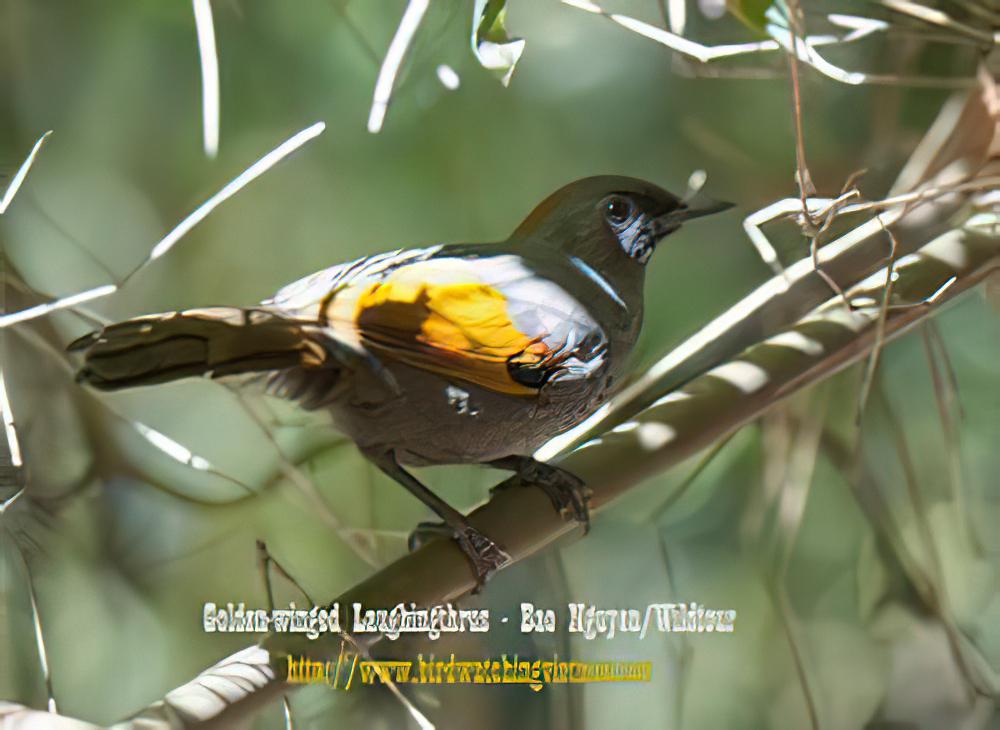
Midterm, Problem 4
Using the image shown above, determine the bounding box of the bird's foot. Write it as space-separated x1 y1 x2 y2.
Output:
409 521 511 589
491 458 592 533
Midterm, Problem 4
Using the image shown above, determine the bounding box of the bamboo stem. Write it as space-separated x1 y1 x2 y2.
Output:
123 221 1000 728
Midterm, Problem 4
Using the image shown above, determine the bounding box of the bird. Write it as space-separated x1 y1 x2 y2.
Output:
68 176 732 583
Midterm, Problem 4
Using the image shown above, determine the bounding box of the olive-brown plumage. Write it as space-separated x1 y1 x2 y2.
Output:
71 176 732 581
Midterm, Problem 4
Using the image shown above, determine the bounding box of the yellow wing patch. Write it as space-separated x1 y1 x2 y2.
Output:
353 280 549 395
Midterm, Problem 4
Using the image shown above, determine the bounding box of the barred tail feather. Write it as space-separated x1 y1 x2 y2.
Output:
69 307 328 391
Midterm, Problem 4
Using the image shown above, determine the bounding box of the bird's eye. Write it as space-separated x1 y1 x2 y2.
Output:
604 195 634 227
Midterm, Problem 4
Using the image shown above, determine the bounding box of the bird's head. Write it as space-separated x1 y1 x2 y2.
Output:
511 175 732 306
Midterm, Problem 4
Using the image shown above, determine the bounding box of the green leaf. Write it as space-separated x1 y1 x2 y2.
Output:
726 0 780 34
471 0 525 87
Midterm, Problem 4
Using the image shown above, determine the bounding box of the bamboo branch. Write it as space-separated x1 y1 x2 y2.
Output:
114 59 1000 730
115 215 1000 728
540 62 998 458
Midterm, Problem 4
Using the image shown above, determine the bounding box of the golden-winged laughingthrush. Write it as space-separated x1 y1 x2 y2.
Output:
70 176 732 582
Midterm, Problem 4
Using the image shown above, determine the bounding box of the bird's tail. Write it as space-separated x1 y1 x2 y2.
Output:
69 307 329 391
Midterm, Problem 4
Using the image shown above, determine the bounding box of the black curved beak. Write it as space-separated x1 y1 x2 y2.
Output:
651 193 734 239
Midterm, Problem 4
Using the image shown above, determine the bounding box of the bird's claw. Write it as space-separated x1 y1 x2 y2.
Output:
492 461 592 533
409 521 511 589
457 527 512 587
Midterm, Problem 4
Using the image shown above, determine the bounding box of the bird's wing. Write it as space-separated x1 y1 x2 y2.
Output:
264 246 444 315
266 249 607 396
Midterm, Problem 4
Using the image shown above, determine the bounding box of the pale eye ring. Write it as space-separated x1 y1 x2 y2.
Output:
604 195 635 228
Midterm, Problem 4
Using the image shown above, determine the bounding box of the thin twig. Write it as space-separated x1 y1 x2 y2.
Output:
562 1 974 87
875 384 990 699
1 123 326 330
925 320 965 418
233 390 382 568
331 0 382 66
0 370 23 470
920 321 983 557
367 0 430 133
258 538 304 730
655 535 690 729
783 0 818 213
12 541 57 712
0 131 52 215
192 0 221 159
770 581 820 730
880 0 997 45
648 431 735 522
11 325 261 503
257 539 316 607
856 223 901 420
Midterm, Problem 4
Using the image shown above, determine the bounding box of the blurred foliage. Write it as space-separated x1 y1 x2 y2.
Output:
727 0 777 32
1 1 998 729
473 0 526 85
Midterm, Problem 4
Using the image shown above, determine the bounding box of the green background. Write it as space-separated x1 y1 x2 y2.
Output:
1 1 997 728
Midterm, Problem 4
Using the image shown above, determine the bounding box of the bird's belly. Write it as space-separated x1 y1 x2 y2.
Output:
327 363 603 466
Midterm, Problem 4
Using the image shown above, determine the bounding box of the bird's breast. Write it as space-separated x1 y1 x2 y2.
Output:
327 359 609 466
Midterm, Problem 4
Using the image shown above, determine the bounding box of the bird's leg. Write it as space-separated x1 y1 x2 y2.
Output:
370 451 511 585
489 456 591 533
